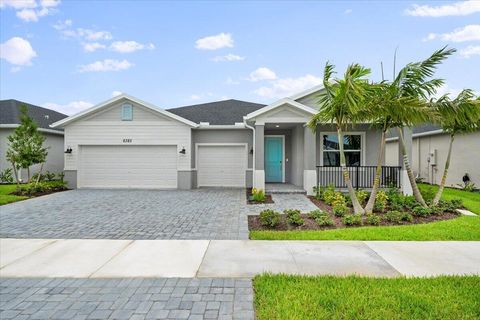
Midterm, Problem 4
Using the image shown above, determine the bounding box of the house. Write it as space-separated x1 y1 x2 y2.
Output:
385 125 480 188
51 86 398 195
0 99 67 181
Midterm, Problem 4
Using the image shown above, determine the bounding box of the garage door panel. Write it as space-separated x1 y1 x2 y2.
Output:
79 145 177 189
197 145 247 187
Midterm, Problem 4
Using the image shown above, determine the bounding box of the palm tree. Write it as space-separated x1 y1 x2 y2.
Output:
431 90 480 205
390 46 456 206
308 62 372 215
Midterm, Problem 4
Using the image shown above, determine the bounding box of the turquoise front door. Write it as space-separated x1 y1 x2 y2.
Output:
265 137 283 182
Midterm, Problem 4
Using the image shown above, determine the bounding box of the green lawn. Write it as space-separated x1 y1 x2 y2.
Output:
254 274 480 320
250 215 480 240
0 184 28 205
418 183 480 214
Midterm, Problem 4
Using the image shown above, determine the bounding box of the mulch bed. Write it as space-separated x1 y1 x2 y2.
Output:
246 188 274 204
248 196 460 231
11 188 69 198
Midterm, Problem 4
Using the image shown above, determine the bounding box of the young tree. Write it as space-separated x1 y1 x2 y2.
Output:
309 62 373 215
6 105 48 187
431 90 480 205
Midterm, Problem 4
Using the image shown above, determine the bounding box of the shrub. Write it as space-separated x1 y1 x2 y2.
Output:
308 209 324 220
58 172 65 182
323 185 336 205
315 214 334 227
331 192 346 207
420 185 436 204
401 195 418 210
374 191 388 212
355 190 369 206
366 213 381 226
17 180 67 196
333 203 349 217
251 188 266 202
386 187 400 200
401 212 414 222
259 209 280 227
284 209 304 226
342 214 362 226
313 186 326 200
412 205 432 217
438 199 463 212
462 182 476 192
344 194 352 207
0 168 14 184
44 171 56 181
385 210 403 224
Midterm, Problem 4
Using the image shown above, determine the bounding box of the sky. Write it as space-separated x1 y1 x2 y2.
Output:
1 0 479 115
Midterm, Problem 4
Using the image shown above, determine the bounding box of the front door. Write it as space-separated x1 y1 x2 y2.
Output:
265 136 283 182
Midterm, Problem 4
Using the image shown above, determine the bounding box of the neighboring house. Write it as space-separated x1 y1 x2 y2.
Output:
51 86 391 195
385 125 480 188
0 99 67 181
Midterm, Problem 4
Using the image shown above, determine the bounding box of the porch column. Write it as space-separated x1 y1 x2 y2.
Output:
303 125 317 195
399 127 413 195
254 124 265 190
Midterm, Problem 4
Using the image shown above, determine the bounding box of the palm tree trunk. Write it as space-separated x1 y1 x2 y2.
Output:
398 129 427 207
27 167 30 183
364 130 386 213
11 163 20 190
432 134 454 205
338 127 365 215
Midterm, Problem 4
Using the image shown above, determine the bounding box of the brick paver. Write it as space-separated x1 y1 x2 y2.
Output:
0 189 315 240
0 278 254 320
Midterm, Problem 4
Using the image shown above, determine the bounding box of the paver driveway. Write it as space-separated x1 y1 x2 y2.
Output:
0 189 317 240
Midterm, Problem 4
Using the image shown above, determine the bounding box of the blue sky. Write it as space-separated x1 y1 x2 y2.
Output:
1 0 479 115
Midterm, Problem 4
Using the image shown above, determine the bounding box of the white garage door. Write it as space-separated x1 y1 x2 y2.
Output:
79 145 177 189
197 145 247 187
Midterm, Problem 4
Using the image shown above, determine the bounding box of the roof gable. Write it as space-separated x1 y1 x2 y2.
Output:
244 98 316 121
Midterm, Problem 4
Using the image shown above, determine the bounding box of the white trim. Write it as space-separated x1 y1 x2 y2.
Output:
244 98 316 120
196 124 247 130
50 94 198 128
0 124 64 135
264 135 285 183
386 129 445 142
319 131 366 166
288 84 325 101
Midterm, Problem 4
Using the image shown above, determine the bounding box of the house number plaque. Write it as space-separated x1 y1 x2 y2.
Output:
122 138 132 143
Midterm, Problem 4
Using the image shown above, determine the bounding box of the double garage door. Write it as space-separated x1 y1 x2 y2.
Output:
197 145 247 187
78 145 177 189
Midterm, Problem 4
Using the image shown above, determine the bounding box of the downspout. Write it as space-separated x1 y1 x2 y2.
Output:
244 118 255 186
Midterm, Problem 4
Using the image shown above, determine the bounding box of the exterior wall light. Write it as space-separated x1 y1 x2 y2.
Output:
179 147 186 154
64 147 73 154
250 147 254 155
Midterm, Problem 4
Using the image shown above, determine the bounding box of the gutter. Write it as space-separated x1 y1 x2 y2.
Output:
386 129 444 142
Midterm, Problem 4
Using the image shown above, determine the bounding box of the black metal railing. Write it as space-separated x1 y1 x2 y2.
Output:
316 166 401 190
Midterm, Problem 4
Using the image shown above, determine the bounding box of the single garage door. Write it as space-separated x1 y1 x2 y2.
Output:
79 145 177 189
197 145 247 187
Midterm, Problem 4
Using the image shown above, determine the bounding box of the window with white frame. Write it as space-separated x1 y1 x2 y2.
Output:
322 133 363 166
122 103 133 121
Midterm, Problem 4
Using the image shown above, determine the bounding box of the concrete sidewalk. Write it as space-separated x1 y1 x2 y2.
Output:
1 239 479 278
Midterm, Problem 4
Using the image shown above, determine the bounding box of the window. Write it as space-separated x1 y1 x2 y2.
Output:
322 133 362 166
122 103 133 121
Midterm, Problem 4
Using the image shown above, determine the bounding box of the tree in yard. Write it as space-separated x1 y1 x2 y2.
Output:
6 105 48 187
308 62 373 215
431 89 480 205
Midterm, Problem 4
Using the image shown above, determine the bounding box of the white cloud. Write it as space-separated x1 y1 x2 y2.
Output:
54 20 112 41
77 28 112 41
254 74 322 99
433 83 463 99
82 42 106 52
405 0 480 17
40 0 60 7
248 67 277 82
424 24 480 42
16 8 38 21
211 53 245 62
109 41 155 53
344 9 352 14
2 0 60 22
195 33 234 50
43 100 93 115
459 45 480 58
112 91 123 97
226 77 240 85
78 59 133 73
0 37 37 66
0 0 37 9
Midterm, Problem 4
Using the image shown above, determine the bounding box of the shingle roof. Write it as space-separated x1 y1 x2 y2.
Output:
387 124 442 138
167 99 266 125
0 99 68 133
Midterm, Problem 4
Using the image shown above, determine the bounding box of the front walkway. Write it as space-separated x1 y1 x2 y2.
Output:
2 239 479 278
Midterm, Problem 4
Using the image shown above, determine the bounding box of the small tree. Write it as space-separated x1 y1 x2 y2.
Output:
6 105 48 187
431 90 480 205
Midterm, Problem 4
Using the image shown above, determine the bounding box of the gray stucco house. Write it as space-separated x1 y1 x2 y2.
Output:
0 100 67 182
51 85 403 195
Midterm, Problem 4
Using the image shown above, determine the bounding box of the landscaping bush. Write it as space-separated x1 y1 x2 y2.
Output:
438 199 463 212
385 210 403 224
342 214 362 226
412 205 432 217
0 168 14 184
366 213 381 226
313 186 326 201
315 214 334 227
355 190 369 206
401 212 414 222
323 185 336 205
284 209 304 226
308 209 324 220
333 203 349 217
259 209 280 227
374 191 388 212
251 188 266 202
16 180 67 196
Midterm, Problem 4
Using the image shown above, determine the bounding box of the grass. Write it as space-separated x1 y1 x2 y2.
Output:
418 183 480 214
250 215 480 240
254 274 480 320
0 184 28 205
